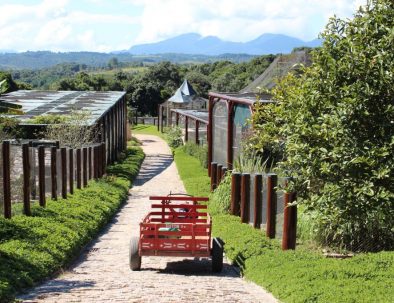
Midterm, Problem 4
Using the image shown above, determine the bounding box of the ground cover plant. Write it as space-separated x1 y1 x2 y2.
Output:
0 146 144 302
171 145 394 303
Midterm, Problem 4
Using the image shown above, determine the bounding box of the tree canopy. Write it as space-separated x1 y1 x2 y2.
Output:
250 0 394 251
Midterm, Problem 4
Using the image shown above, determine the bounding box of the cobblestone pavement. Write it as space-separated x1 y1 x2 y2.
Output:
18 134 278 303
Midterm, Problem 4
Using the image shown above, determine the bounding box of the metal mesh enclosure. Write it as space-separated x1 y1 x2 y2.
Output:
56 149 62 196
179 115 185 129
249 173 255 225
275 177 287 239
188 119 196 143
44 148 52 198
261 176 268 230
171 113 177 126
212 101 228 166
31 147 38 201
198 122 207 146
10 145 23 207
233 104 251 160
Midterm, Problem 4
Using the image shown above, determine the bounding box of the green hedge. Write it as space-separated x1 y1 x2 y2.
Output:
0 147 144 302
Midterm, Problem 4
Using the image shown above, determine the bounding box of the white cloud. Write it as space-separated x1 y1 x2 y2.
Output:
131 0 367 44
0 0 139 52
0 0 367 52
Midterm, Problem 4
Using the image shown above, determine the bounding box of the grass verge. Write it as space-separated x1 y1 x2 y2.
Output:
0 147 144 302
173 146 394 303
132 124 166 140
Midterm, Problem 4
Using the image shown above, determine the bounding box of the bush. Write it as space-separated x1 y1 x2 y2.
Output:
181 142 208 168
0 147 144 302
249 0 394 251
166 126 183 148
209 173 232 214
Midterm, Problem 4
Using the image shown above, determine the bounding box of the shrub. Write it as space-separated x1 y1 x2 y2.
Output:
40 110 99 148
209 173 232 214
249 0 394 251
181 142 208 168
166 126 183 148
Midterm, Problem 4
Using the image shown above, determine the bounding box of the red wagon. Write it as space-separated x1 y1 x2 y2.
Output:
129 194 224 272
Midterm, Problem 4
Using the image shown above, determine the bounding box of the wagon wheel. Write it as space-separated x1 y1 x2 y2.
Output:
129 236 141 271
212 237 224 273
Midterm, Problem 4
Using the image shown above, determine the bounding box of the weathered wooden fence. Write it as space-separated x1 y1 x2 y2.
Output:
0 140 106 219
210 162 297 250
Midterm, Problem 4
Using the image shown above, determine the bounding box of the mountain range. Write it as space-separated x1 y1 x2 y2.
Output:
128 33 322 55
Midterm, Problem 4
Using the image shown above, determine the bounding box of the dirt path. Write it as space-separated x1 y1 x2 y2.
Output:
19 134 278 303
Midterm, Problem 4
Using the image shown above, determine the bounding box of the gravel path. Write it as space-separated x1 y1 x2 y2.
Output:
18 134 278 303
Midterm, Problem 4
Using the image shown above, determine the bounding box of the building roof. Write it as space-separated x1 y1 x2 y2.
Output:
240 51 311 93
209 92 273 106
170 109 208 124
0 90 125 125
168 79 197 103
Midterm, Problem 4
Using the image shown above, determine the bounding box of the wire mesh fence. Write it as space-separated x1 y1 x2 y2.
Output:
0 140 106 219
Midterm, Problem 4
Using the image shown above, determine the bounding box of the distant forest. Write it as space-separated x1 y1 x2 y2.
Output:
1 54 276 116
0 51 257 70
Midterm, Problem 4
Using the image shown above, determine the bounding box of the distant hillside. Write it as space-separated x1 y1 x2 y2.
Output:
128 33 322 55
0 51 256 70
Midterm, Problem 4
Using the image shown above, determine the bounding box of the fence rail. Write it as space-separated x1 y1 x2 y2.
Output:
0 140 106 219
210 162 297 250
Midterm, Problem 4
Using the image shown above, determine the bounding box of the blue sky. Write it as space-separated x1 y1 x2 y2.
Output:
0 0 366 52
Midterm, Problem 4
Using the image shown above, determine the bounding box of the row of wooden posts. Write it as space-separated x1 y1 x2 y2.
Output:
158 110 208 146
210 162 297 250
2 141 106 219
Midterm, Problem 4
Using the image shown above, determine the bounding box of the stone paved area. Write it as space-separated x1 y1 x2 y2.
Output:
18 134 278 303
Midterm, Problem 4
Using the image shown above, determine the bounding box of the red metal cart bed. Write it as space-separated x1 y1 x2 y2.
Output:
129 194 224 272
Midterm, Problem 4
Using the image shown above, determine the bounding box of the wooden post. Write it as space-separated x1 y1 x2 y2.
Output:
216 164 223 185
2 141 11 218
210 162 217 192
51 146 57 200
94 146 99 179
157 104 160 131
29 141 36 200
101 142 106 175
68 149 73 195
195 120 200 145
160 105 164 133
22 143 31 216
38 145 46 207
97 144 102 178
253 174 263 229
76 148 81 189
82 147 88 187
185 116 189 142
282 192 297 250
240 173 250 223
231 172 241 216
266 174 277 238
88 146 92 179
61 148 67 198
176 112 179 126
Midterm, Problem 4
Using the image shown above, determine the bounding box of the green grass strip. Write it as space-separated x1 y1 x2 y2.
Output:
172 146 394 303
0 147 144 302
132 124 166 140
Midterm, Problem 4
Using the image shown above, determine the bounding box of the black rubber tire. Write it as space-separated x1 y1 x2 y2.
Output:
129 236 141 271
212 237 224 273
